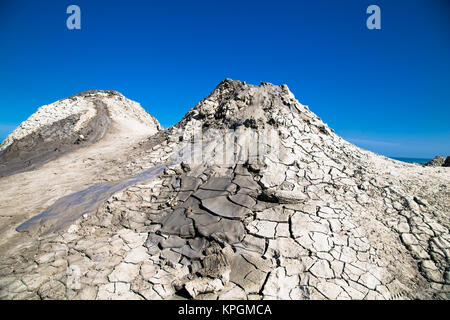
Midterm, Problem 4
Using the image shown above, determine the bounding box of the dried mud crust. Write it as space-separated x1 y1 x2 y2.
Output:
0 80 448 300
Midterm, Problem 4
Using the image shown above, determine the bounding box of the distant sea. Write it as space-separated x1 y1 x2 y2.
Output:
390 157 431 165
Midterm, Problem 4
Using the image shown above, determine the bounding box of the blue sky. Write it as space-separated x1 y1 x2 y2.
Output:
0 0 449 158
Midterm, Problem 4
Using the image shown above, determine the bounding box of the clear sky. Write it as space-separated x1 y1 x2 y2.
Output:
0 0 449 158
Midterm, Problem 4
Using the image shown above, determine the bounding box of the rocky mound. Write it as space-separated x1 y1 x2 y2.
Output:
0 90 161 177
425 156 445 167
0 80 448 300
425 156 450 167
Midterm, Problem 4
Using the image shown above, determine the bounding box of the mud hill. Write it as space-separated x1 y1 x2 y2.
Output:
0 90 161 177
0 79 448 300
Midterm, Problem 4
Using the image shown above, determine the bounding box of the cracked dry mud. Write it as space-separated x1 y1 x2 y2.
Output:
0 79 449 300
